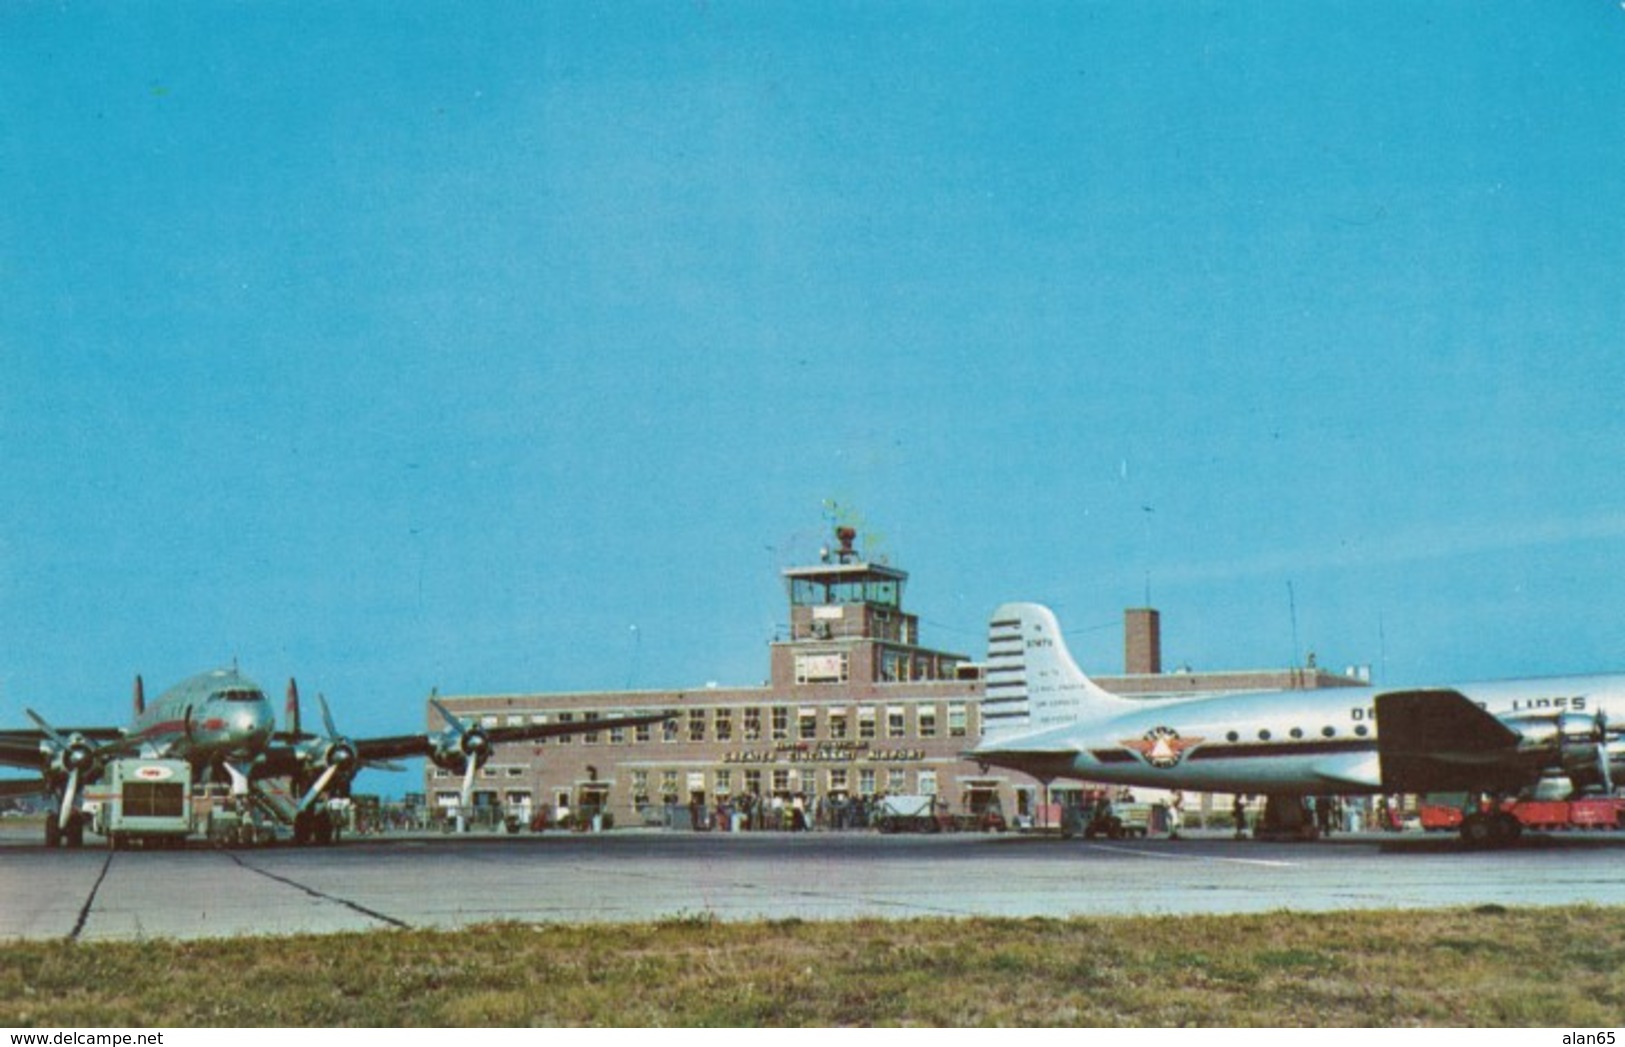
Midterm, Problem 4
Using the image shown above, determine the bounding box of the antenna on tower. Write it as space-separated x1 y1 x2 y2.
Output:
1287 581 1301 684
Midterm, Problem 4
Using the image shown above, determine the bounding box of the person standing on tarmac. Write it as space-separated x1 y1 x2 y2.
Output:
1232 794 1248 839
1167 790 1184 840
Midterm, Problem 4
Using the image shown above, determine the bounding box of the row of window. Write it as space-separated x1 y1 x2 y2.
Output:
434 764 942 801
473 702 974 746
1224 724 1371 742
626 766 939 803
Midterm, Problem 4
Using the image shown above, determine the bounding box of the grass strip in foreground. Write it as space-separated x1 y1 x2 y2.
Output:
3 905 1622 1026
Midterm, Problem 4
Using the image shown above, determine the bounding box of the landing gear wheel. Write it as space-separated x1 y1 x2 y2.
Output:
44 817 61 848
1493 812 1523 844
66 813 85 848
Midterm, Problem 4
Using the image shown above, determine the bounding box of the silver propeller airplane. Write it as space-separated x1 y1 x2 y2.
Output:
0 668 669 848
969 603 1625 847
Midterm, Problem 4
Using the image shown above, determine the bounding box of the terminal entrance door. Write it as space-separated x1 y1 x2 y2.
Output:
577 782 611 827
504 790 532 826
960 779 1006 831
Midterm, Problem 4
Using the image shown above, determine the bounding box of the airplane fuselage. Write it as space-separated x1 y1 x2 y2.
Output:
127 669 275 767
979 671 1625 796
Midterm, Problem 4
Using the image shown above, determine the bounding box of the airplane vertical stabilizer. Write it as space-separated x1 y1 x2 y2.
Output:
980 603 1132 743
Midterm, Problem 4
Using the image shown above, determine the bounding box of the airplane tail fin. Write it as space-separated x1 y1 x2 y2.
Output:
286 679 302 738
980 603 1131 743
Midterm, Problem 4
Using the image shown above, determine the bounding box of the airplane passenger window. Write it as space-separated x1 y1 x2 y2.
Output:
1258 729 1272 741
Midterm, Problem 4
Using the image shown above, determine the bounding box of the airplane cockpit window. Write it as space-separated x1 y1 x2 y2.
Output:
218 689 265 703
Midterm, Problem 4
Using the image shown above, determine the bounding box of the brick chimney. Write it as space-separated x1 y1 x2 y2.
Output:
1125 608 1162 675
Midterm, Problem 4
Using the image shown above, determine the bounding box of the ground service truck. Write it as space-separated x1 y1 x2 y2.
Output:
90 758 193 849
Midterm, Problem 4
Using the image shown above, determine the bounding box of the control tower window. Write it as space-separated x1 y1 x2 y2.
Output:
790 577 903 608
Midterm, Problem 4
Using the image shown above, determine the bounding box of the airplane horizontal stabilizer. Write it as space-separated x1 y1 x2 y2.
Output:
1375 689 1528 793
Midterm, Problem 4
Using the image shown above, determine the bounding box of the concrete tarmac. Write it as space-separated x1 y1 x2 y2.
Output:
3 827 1624 942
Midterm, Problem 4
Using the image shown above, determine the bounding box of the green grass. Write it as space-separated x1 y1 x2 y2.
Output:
3 906 1623 1026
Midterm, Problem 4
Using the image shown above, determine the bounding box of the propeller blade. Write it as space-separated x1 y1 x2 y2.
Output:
459 758 479 830
133 675 145 717
431 698 467 734
298 764 341 814
25 709 64 744
58 768 80 831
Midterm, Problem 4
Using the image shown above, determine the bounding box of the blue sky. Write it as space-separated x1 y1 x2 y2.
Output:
4 3 1624 786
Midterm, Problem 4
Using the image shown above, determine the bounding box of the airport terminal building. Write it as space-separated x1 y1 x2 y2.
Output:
426 528 1365 829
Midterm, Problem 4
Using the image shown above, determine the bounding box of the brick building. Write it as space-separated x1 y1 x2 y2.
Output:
426 527 1364 828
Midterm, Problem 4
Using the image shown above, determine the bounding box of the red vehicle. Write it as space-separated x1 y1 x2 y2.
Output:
1419 794 1623 833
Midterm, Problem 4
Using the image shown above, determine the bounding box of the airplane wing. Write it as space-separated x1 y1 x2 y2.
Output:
0 727 124 772
253 708 674 779
358 708 675 764
0 776 47 799
1374 688 1531 793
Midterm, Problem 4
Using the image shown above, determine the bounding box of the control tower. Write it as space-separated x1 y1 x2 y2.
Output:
769 526 970 689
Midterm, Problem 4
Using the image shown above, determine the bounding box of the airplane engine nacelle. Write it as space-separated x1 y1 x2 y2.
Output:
53 737 101 780
319 740 358 774
429 727 490 774
1506 711 1619 795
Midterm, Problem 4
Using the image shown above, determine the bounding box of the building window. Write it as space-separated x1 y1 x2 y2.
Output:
798 708 818 741
660 771 679 804
743 707 762 742
887 706 906 739
688 709 707 743
663 716 679 743
828 768 848 794
582 712 600 746
531 714 548 745
918 770 938 795
743 769 762 796
828 709 849 740
715 769 732 797
948 703 968 738
631 771 650 806
609 722 626 745
918 705 938 738
715 708 733 742
771 706 790 741
888 768 907 793
858 768 876 796
556 712 573 746
635 721 652 743
858 706 876 739
772 768 790 795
